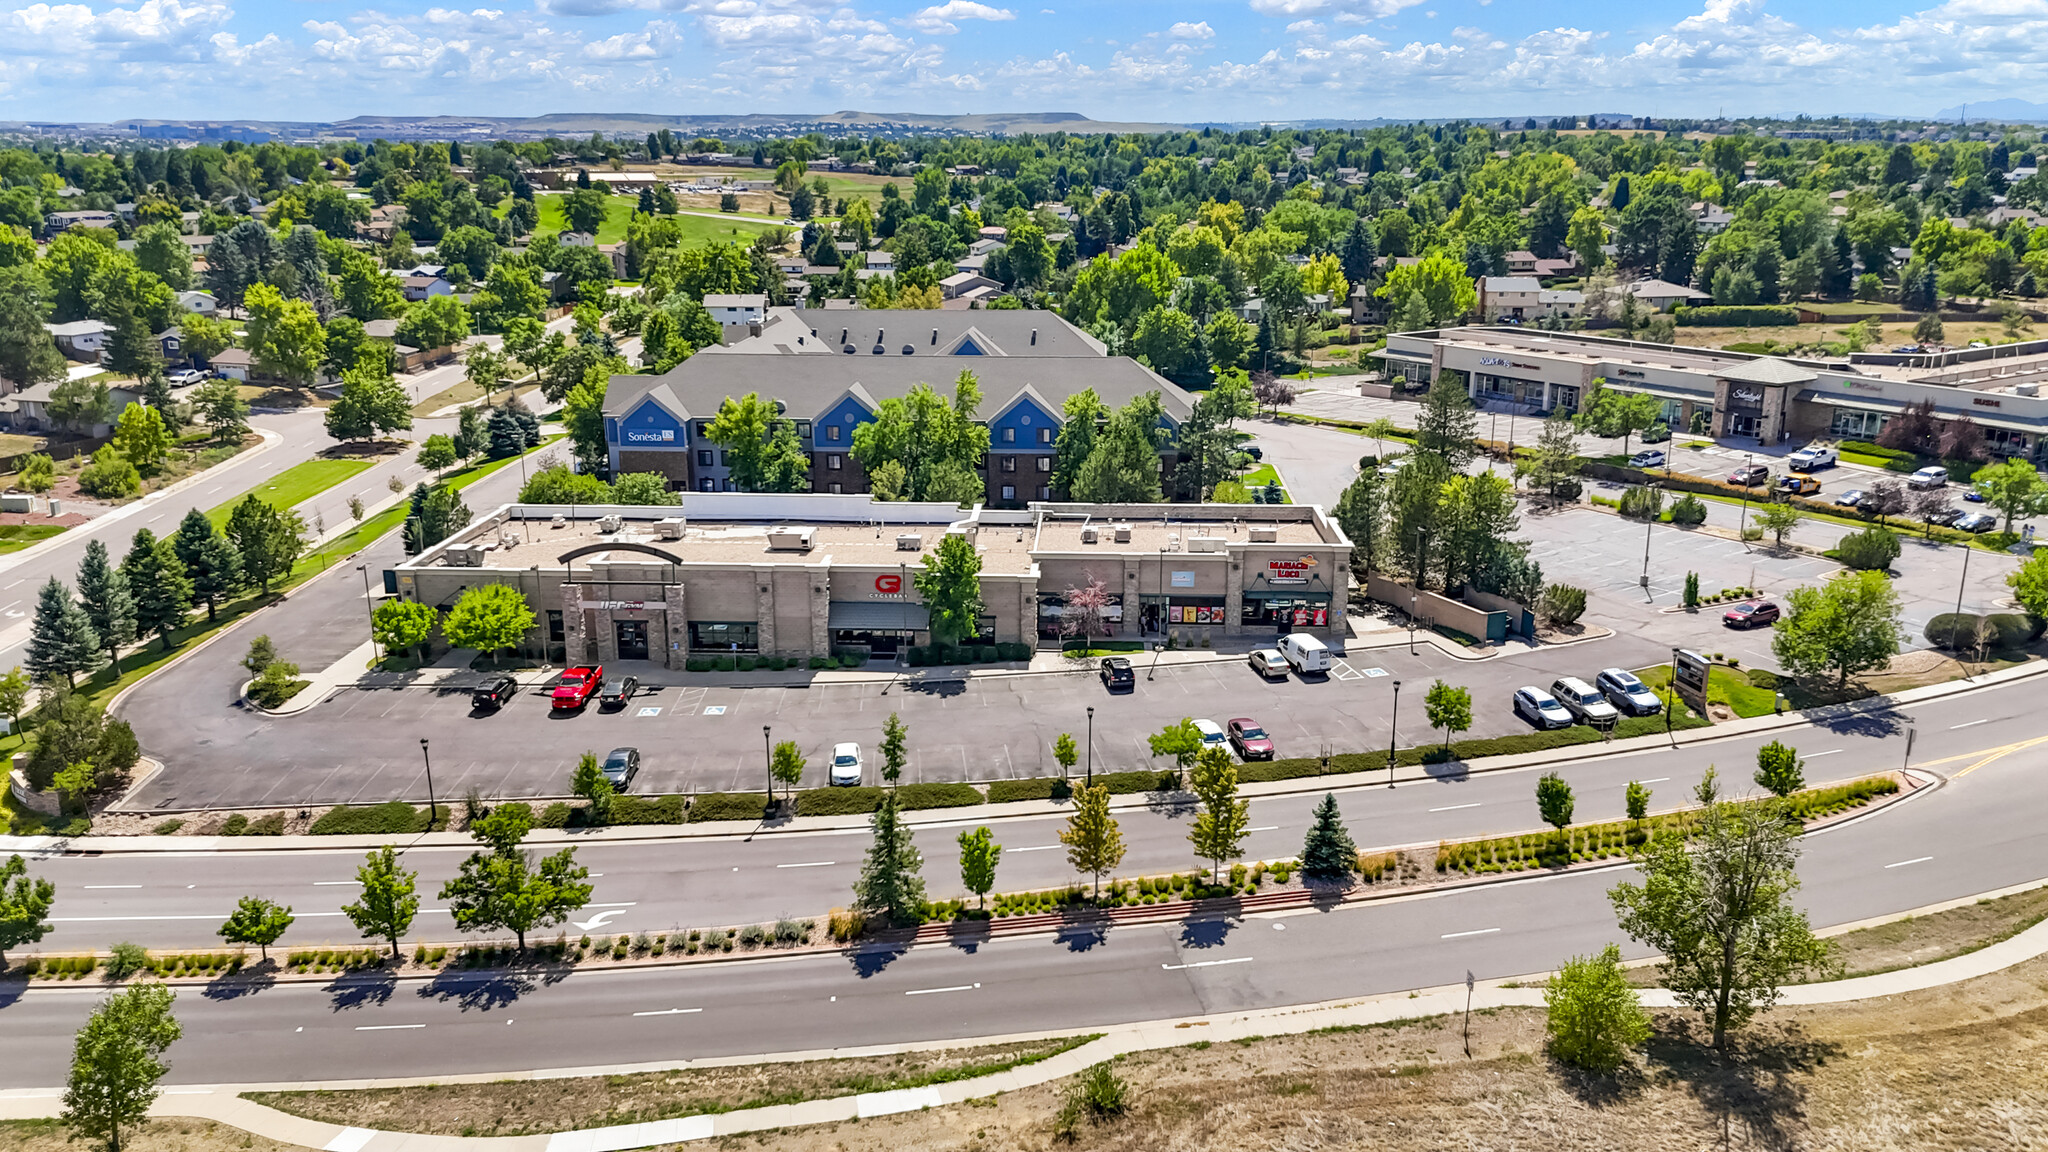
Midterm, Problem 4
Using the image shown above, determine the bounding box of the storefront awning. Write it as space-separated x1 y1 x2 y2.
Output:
828 601 930 631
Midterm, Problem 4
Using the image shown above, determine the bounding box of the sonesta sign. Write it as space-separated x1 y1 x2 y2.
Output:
624 429 675 443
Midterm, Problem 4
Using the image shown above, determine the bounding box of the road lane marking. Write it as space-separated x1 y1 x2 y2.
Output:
1161 956 1253 970
775 861 835 868
1441 928 1500 939
1247 825 1279 832
905 983 980 995
313 881 360 886
1639 777 1670 784
1807 749 1843 758
354 1024 425 1031
82 885 142 889
1951 719 1989 729
632 1008 703 1017
1008 845 1060 852
1885 856 1934 869
1428 803 1480 812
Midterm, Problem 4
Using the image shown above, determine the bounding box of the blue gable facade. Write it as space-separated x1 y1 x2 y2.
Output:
607 397 689 478
812 392 876 451
987 394 1060 452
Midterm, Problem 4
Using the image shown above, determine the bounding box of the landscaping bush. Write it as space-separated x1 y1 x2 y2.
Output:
685 657 714 672
309 801 436 835
985 777 1073 803
685 792 769 823
1537 583 1588 626
1674 304 1799 326
796 786 884 816
220 814 249 836
1617 485 1663 521
734 656 756 672
1095 770 1183 794
606 794 686 825
1925 612 1984 650
903 648 926 667
243 813 286 835
896 782 985 809
1668 493 1707 526
536 802 572 828
1836 525 1902 571
713 656 735 672
999 642 1032 661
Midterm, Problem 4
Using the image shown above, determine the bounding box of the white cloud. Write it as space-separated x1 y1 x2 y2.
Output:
1248 0 1424 19
902 0 1014 34
1167 20 1214 39
7 0 233 58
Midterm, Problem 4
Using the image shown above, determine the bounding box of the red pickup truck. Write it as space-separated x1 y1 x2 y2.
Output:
551 665 604 710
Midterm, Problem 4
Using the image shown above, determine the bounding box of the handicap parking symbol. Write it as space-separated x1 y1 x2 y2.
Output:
703 705 726 716
636 707 661 717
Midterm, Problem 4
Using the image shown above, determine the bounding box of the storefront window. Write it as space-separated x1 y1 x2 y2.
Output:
1164 596 1226 626
1242 596 1331 630
688 621 758 652
1830 409 1888 439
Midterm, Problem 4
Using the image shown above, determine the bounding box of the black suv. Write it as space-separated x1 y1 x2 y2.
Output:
471 675 518 710
1098 657 1134 691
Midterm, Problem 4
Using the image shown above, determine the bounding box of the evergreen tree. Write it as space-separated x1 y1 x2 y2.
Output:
25 576 99 687
1073 391 1166 503
74 539 136 671
172 508 242 622
1340 214 1379 289
1299 793 1357 881
851 792 926 926
1414 372 1478 469
120 528 193 651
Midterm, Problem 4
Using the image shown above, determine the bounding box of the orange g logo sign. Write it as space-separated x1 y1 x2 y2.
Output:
875 574 902 594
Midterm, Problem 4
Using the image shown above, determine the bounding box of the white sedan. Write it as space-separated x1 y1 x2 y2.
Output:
830 742 863 787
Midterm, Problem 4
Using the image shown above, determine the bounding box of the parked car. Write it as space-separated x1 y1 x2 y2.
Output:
1278 632 1332 674
1629 450 1667 469
1954 511 1999 533
1834 489 1866 508
1247 649 1289 679
1777 474 1821 496
1227 718 1275 760
471 675 518 711
600 747 640 790
1241 445 1264 462
1596 667 1662 716
830 742 863 786
1549 676 1620 726
1964 489 1987 503
1098 657 1134 691
166 368 205 386
597 675 639 709
1192 719 1228 754
1728 464 1771 486
551 665 604 710
1926 506 1965 527
1787 445 1838 470
1908 465 1950 489
1513 686 1575 730
1723 601 1780 629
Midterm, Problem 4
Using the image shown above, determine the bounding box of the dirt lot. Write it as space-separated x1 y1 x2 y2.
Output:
0 1117 298 1151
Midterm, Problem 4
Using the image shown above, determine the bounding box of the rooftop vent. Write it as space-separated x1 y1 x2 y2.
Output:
597 515 622 534
1112 523 1132 543
1188 536 1225 553
931 328 939 345
1080 526 1099 544
1030 328 1038 346
902 344 914 355
768 527 815 551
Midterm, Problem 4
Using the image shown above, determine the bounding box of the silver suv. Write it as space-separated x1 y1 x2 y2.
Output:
1549 677 1619 725
1595 668 1662 716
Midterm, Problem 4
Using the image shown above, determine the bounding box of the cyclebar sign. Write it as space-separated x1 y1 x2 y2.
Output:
1266 556 1318 585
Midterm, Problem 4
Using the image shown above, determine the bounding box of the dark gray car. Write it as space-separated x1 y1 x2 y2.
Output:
601 747 640 791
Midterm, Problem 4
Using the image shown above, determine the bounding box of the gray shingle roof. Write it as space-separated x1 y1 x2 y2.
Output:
1714 357 1817 386
783 308 1105 357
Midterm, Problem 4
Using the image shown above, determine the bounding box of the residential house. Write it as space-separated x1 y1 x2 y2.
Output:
1611 279 1711 312
1477 276 1544 322
977 226 1007 242
1538 289 1586 318
1697 205 1735 234
2 378 144 434
952 252 994 276
865 251 895 271
1505 250 1539 275
703 293 767 343
358 204 406 243
1349 285 1388 325
401 274 455 303
177 290 218 317
559 232 597 249
45 320 109 362
43 210 116 237
598 242 629 279
210 348 255 381
1532 253 1581 279
940 272 1002 301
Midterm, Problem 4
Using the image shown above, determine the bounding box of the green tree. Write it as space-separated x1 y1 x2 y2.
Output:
242 282 325 388
850 371 992 505
913 533 985 647
1754 740 1805 797
2009 546 2048 621
224 495 306 593
439 833 591 954
852 792 926 926
417 433 459 476
133 221 193 291
75 538 136 671
1413 371 1478 469
1625 779 1651 822
0 853 55 968
110 404 170 479
1187 746 1249 883
0 666 28 735
518 465 610 504
1971 457 2048 532
563 188 608 235
62 982 181 1152
75 445 139 499
1073 391 1166 503
1051 388 1107 499
1573 380 1665 457
561 375 609 472
957 825 1001 910
770 740 805 803
17 452 54 494
881 712 909 784
1375 250 1476 325
1771 571 1902 687
1333 468 1387 574
26 576 100 687
1537 771 1575 831
1060 782 1125 898
570 750 614 823
193 378 250 444
371 598 437 659
216 896 293 960
1147 717 1203 784
1423 679 1473 753
702 391 813 493
1610 778 1833 1049
1544 943 1651 1073
1755 501 1802 548
0 265 67 391
1299 793 1357 881
325 359 415 442
1052 732 1078 779
343 845 418 960
442 584 536 667
120 528 192 651
396 293 470 353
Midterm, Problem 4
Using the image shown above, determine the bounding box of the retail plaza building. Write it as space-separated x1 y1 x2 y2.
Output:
391 495 1353 669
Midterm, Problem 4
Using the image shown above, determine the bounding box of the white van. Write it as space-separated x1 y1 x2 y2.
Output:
1278 632 1332 674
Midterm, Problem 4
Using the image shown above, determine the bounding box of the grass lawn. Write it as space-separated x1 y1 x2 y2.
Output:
1635 662 1781 718
297 437 558 575
205 459 374 527
0 524 66 555
667 213 782 247
410 380 540 418
1240 463 1291 502
511 193 785 249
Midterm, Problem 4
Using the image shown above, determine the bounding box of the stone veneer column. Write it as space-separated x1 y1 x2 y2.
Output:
559 584 586 664
810 574 831 658
1225 556 1245 638
663 583 686 669
753 570 777 656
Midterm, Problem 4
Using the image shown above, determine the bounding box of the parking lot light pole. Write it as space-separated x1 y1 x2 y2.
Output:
1641 489 1655 600
358 564 379 661
1086 706 1095 789
1953 542 1975 680
419 739 437 828
1387 680 1402 788
1665 647 1679 743
763 726 774 808
1739 452 1754 549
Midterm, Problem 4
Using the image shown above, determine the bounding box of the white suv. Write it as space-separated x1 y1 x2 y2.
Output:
1787 445 1837 470
1908 465 1950 489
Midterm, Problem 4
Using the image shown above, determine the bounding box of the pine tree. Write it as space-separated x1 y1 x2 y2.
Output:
25 577 99 687
120 529 193 651
1414 372 1478 469
880 712 908 784
74 539 136 671
1299 793 1358 881
851 792 926 926
172 508 242 621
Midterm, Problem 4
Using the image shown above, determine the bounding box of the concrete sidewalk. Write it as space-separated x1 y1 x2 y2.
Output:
3 893 2043 1150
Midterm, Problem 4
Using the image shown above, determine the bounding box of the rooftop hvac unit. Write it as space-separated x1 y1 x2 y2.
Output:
1249 526 1278 543
1167 533 1180 551
1112 523 1132 543
498 531 521 549
1080 526 1098 544
597 515 622 533
895 533 923 551
768 527 815 551
2018 383 2041 397
445 543 483 567
550 514 567 529
654 517 686 540
1188 536 1225 553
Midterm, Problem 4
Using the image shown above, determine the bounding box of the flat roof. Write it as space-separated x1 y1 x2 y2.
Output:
1034 516 1327 553
467 519 1037 576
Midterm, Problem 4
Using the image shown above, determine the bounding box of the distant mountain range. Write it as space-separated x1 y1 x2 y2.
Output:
1934 98 2048 123
101 110 1187 140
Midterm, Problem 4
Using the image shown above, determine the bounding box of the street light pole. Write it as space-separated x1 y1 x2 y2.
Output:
1086 706 1095 789
419 738 437 828
1739 452 1754 549
1387 680 1402 788
358 564 379 661
763 725 774 809
1953 540 1975 679
1665 646 1680 744
1641 488 1655 600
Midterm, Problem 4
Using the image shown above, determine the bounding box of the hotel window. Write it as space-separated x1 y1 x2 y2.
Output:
1002 455 1016 472
1036 456 1051 472
796 421 812 439
1038 427 1052 444
699 478 715 491
1002 427 1016 443
827 424 842 442
1037 485 1051 500
830 482 843 494
697 450 713 467
719 450 732 466
695 422 712 438
828 454 842 469
1001 485 1016 501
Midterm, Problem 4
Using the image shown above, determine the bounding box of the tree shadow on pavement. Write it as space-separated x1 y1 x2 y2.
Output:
1177 912 1239 950
1814 705 1905 740
943 917 991 954
845 938 909 977
201 958 280 1001
412 960 570 1011
898 679 968 699
1056 908 1111 952
327 966 399 1011
1645 1017 1838 1152
1424 758 1470 783
1143 790 1195 818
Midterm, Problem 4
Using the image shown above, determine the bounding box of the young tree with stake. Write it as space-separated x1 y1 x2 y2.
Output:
342 845 420 961
1053 732 1078 780
1188 746 1249 883
1061 782 1125 898
1754 740 1805 797
957 826 1001 910
217 896 294 961
570 751 614 824
62 982 181 1152
770 740 805 802
1424 679 1472 754
1537 771 1575 835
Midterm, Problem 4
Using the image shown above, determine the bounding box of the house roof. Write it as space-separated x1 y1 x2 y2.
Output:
703 294 766 309
1617 278 1711 301
362 319 400 340
707 307 1107 358
1713 357 1817 386
1482 276 1542 294
211 348 254 366
45 320 107 337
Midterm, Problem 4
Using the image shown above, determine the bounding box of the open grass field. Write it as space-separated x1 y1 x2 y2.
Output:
204 459 372 527
0 524 66 555
518 193 786 249
1671 318 2027 351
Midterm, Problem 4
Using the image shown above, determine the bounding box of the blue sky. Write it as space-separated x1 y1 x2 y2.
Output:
5 0 2048 123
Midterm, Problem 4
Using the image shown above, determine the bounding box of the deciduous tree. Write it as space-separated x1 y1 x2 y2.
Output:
1060 782 1125 898
913 533 984 647
1771 571 1902 687
62 982 181 1152
1188 746 1249 883
217 896 293 960
1544 944 1651 1072
0 853 55 968
343 845 418 960
957 825 1001 909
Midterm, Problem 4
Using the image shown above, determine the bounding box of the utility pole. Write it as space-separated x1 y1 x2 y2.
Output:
418 738 437 829
763 725 774 809
1953 541 1974 680
1086 706 1095 789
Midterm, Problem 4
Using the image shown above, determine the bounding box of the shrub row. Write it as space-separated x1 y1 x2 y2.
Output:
309 801 440 836
1674 305 1800 326
603 794 686 825
896 781 985 809
1094 769 1184 794
796 786 884 817
286 948 385 972
685 792 769 823
984 777 1073 803
151 952 242 975
906 642 1032 666
681 652 867 672
24 956 96 977
1924 612 2040 652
